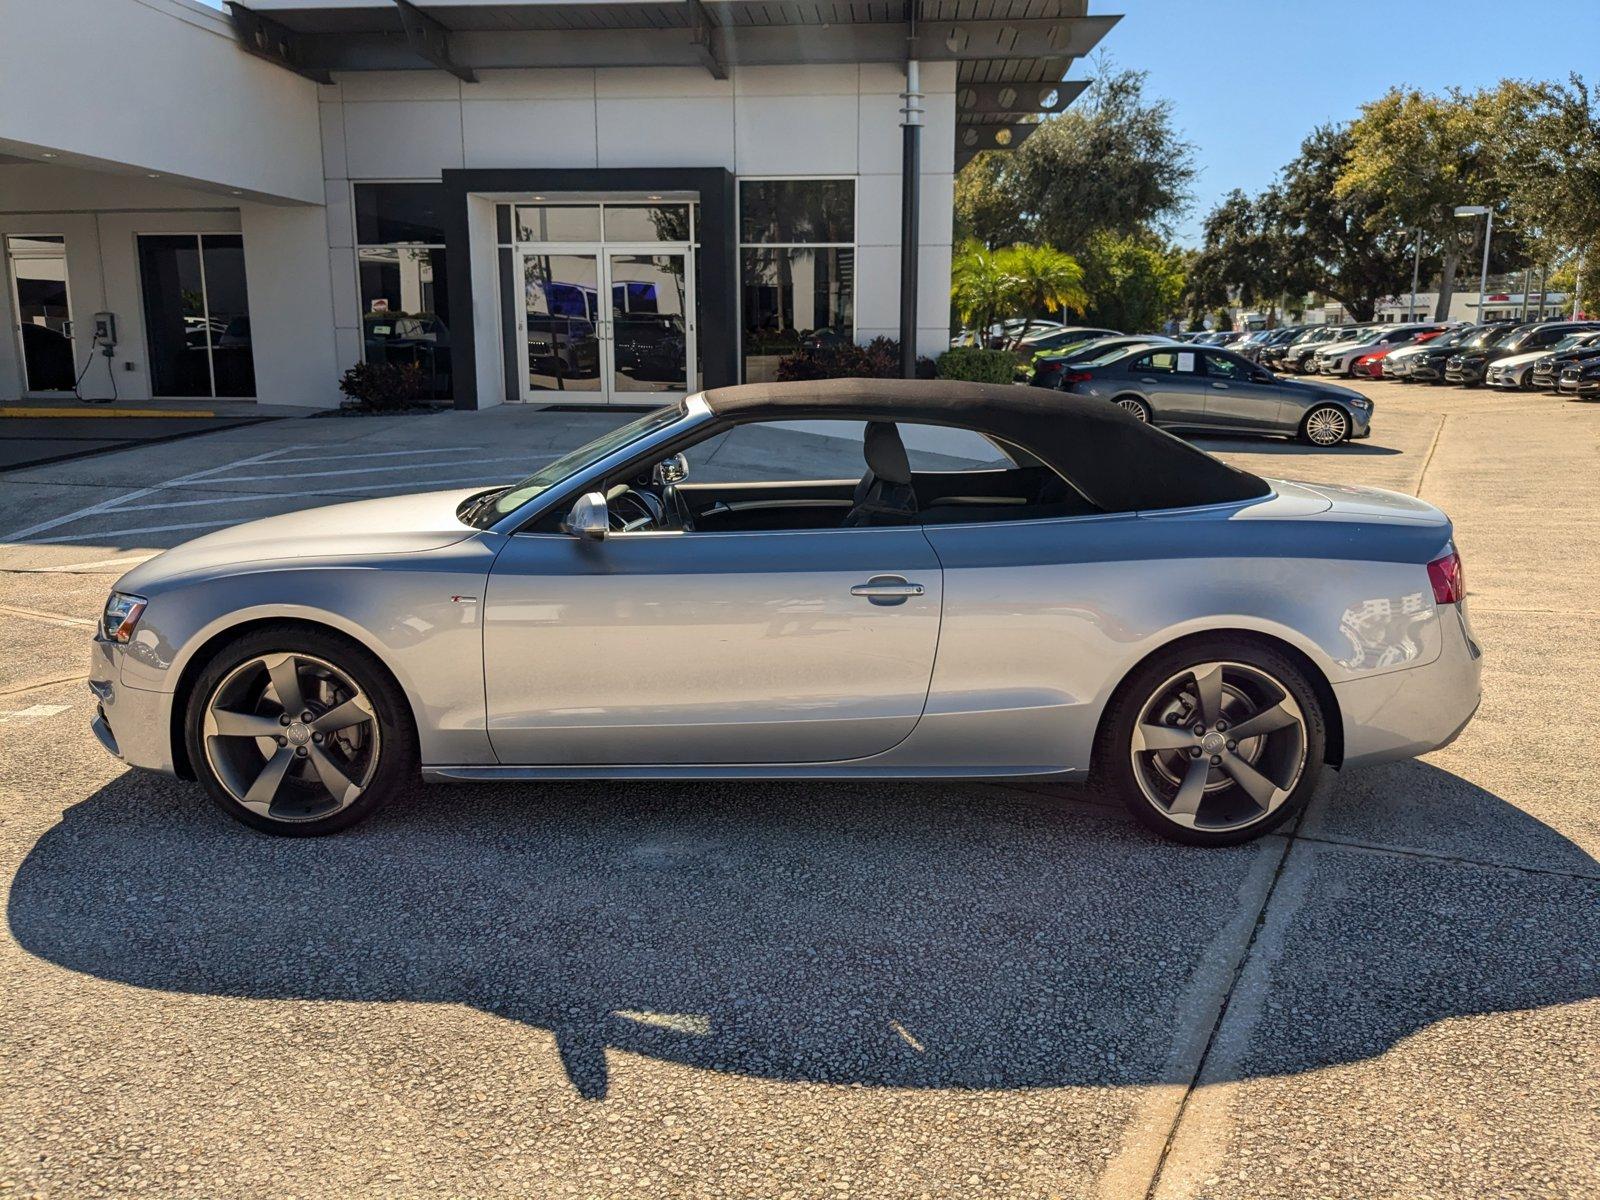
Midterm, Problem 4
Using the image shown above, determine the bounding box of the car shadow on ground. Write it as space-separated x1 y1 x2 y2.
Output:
9 765 1595 1101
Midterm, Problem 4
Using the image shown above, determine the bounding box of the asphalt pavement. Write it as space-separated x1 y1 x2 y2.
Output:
1 379 1596 1198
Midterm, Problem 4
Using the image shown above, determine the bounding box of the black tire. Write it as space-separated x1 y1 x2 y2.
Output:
184 624 419 836
1114 395 1153 423
1093 636 1328 847
1298 404 1351 446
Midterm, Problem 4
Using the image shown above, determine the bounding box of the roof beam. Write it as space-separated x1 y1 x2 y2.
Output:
225 2 333 84
293 15 1120 72
914 17 1115 61
955 121 1040 168
685 0 728 80
391 0 477 83
957 79 1087 118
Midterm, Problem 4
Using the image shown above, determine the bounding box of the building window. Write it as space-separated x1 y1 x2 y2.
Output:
354 183 452 400
136 233 255 398
739 179 855 383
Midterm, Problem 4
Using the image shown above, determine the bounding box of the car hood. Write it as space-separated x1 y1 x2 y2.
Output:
1314 340 1370 356
116 487 487 592
1492 348 1553 368
1268 376 1369 402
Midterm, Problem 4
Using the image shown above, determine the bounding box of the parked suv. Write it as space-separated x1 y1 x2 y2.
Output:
1489 328 1600 390
1557 356 1600 400
1281 326 1364 374
1408 322 1518 382
1530 335 1600 391
1317 324 1447 376
1447 321 1599 386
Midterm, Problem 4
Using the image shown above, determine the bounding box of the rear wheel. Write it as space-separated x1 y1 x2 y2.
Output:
1299 404 1350 446
1115 395 1153 423
1096 639 1327 846
185 626 418 836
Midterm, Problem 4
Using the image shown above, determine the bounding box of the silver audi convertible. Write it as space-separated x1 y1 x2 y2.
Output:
89 380 1482 846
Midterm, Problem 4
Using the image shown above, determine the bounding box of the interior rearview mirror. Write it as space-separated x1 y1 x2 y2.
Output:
564 491 609 540
652 453 689 485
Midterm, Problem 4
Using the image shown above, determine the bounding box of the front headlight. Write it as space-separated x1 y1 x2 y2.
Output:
1348 397 1372 409
101 592 148 643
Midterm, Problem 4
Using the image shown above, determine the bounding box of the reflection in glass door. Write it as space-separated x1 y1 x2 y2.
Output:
6 235 75 392
136 234 256 398
520 253 602 395
607 252 692 396
519 250 694 403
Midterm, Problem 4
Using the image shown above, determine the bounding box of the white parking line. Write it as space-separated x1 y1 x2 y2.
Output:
2 445 311 544
0 703 72 725
216 455 533 484
97 464 547 514
11 554 159 574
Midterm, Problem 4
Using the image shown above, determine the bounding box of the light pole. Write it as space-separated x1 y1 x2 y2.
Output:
1409 228 1422 321
1454 205 1494 323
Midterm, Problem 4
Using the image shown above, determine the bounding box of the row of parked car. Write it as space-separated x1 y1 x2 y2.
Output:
1238 319 1600 397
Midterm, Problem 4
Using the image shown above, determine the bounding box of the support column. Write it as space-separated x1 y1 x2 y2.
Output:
899 58 923 378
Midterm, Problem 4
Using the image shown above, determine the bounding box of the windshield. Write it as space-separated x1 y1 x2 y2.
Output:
1463 325 1514 349
461 402 685 528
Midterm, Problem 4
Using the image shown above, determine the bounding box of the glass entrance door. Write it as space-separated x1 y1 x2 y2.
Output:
6 235 75 393
520 252 603 396
518 248 694 404
607 251 693 397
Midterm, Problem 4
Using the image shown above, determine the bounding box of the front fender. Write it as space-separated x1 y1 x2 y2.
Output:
119 540 500 766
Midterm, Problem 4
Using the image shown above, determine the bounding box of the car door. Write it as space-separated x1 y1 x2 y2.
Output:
1126 347 1208 424
1199 350 1283 432
482 524 943 765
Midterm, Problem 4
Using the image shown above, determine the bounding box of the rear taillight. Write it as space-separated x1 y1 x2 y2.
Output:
1061 371 1093 385
1427 550 1465 605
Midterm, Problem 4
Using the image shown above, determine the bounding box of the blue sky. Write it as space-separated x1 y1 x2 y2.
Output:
1097 0 1600 244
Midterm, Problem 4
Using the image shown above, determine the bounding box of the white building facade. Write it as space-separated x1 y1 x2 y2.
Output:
1 0 1115 410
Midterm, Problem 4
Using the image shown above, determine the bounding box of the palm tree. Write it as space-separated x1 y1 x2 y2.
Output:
997 244 1087 337
950 239 1021 343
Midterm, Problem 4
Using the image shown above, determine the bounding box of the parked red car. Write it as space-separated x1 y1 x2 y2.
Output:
1351 329 1448 379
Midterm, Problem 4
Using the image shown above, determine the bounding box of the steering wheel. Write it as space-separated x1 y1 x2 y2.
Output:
606 486 665 533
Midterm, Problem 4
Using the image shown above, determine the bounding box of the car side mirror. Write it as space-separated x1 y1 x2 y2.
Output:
652 453 689 485
564 491 609 541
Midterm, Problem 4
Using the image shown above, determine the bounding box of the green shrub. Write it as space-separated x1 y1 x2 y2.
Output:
338 361 428 411
935 346 1018 383
777 335 935 381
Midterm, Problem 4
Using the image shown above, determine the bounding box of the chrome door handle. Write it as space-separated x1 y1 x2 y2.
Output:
1212 381 1229 389
850 576 925 605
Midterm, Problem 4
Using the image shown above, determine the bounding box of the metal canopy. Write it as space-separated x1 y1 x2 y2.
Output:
234 0 1118 150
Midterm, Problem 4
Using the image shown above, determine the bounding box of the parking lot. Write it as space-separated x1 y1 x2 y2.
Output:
1 379 1596 1198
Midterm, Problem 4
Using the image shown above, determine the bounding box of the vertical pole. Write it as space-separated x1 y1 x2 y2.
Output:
1520 265 1531 321
1477 210 1493 323
1410 229 1421 322
899 57 923 378
1572 253 1584 319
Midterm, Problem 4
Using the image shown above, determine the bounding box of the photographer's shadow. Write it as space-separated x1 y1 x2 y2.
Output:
9 764 1596 1100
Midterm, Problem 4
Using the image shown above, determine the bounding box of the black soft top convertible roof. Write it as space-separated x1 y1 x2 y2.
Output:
700 379 1271 513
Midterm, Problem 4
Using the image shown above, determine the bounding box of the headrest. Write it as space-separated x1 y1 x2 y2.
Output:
863 421 911 485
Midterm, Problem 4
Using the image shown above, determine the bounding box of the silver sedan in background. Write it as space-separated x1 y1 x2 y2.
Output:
1055 344 1374 445
88 381 1475 847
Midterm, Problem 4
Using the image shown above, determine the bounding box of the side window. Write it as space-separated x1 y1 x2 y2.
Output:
1202 352 1247 381
676 421 1015 485
1134 349 1199 375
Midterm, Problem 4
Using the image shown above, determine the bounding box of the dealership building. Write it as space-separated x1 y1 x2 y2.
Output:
1 0 1116 410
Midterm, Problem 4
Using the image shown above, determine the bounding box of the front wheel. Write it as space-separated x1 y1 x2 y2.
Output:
185 626 418 836
1299 404 1350 446
1096 639 1328 846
